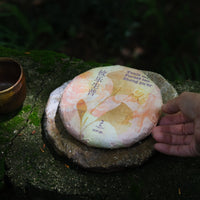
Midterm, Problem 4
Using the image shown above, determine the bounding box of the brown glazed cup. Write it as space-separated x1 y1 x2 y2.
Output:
0 57 26 114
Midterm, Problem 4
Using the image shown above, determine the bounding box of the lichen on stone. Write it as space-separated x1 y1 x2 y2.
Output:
173 80 200 94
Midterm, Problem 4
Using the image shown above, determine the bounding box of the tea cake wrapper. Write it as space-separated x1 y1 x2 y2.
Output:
59 65 163 149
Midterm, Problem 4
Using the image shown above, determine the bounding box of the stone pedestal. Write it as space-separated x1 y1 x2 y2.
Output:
43 70 177 172
1 47 200 199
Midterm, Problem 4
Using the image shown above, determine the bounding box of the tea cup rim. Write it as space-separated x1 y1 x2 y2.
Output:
0 57 23 94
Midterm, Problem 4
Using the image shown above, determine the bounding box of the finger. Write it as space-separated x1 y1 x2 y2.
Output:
152 132 193 145
154 143 197 157
159 112 192 125
162 96 180 114
164 92 200 120
153 122 194 135
194 118 200 155
178 92 200 119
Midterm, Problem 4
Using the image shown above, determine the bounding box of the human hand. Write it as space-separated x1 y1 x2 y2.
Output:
152 92 200 157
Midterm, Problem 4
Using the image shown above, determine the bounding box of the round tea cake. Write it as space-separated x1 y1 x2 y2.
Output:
59 65 163 149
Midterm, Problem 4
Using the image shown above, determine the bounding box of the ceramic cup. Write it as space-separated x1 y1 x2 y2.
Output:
0 57 26 114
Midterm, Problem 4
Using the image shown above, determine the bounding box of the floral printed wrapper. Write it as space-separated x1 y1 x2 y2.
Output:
59 65 163 149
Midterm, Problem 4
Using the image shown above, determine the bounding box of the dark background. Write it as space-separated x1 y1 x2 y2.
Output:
0 0 200 79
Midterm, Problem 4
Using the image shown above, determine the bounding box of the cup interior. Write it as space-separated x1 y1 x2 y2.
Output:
0 59 21 91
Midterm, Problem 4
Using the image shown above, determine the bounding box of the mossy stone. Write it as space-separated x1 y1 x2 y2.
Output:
1 46 200 200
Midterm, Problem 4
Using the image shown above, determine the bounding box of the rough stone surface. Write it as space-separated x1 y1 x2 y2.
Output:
1 46 200 200
44 70 177 172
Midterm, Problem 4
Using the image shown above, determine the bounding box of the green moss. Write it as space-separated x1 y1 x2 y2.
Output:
0 46 24 57
0 46 110 76
29 50 67 65
0 46 70 74
29 107 40 127
0 159 5 190
0 115 24 133
21 105 32 114
28 50 69 74
0 106 32 133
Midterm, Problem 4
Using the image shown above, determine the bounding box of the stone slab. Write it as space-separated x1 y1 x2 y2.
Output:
1 48 200 199
44 70 177 172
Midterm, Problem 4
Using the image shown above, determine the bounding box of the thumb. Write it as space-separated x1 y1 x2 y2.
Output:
162 96 180 114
